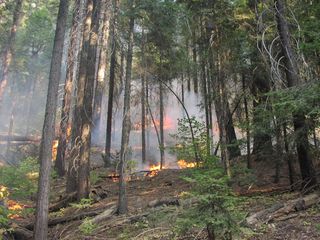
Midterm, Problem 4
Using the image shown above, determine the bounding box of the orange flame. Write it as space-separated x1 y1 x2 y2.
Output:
177 160 197 169
7 200 29 220
52 140 59 160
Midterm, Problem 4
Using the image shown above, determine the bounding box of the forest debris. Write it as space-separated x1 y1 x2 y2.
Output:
236 186 290 196
10 224 33 240
49 192 77 212
148 197 180 208
90 205 116 224
246 193 320 225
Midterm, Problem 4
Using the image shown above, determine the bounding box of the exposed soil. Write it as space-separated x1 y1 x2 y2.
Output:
7 152 320 240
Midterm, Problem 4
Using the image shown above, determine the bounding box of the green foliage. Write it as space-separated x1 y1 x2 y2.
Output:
170 116 208 161
79 217 97 235
70 198 93 209
0 157 39 199
0 206 9 228
90 170 101 186
176 162 245 239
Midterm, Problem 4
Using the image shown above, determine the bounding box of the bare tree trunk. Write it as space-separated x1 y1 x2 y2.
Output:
251 70 273 159
0 0 23 107
200 20 210 157
6 103 15 160
159 80 165 169
274 118 282 184
185 38 191 92
34 0 69 239
66 0 94 194
77 0 101 200
55 0 82 177
141 28 146 164
93 2 111 141
118 0 134 215
275 0 317 189
104 0 119 167
192 25 198 94
242 74 251 168
283 123 295 186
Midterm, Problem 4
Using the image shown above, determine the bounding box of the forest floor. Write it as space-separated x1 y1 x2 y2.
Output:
7 150 320 240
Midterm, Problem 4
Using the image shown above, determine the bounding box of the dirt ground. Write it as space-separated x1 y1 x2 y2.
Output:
9 152 320 240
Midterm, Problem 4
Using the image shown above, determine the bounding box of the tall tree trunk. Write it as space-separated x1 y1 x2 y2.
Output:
34 0 69 239
66 0 95 194
251 70 273 159
104 0 119 167
93 2 111 141
118 0 134 215
6 103 15 160
55 0 82 177
159 80 165 169
191 25 198 94
141 28 146 164
185 38 191 92
77 0 100 200
0 0 23 107
242 73 251 169
225 102 241 159
275 0 317 188
283 123 295 186
200 19 210 156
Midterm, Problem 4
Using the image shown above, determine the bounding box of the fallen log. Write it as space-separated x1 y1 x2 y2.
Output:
236 186 290 197
23 208 105 230
10 225 33 240
90 205 116 224
148 197 180 208
49 192 77 212
246 193 320 225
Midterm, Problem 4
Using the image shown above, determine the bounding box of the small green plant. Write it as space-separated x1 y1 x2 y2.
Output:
70 198 93 209
90 170 101 186
176 161 245 239
170 117 208 162
0 157 39 199
79 217 97 235
315 223 320 232
126 159 137 174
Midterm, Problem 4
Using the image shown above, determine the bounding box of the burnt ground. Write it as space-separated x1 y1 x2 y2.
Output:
8 150 320 240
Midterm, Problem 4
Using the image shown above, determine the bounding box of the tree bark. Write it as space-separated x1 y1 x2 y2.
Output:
242 73 251 169
104 0 119 167
34 0 69 239
118 0 134 214
77 0 101 200
66 0 95 194
275 0 317 189
141 28 147 164
55 0 82 177
251 69 273 159
93 2 111 141
159 79 165 169
0 0 23 107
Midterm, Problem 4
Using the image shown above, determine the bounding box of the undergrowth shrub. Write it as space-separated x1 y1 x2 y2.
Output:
0 157 39 199
176 160 245 239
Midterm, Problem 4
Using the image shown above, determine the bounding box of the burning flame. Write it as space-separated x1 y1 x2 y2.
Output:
177 160 197 169
52 140 59 160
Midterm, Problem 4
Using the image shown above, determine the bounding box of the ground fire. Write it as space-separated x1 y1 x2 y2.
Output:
177 160 197 169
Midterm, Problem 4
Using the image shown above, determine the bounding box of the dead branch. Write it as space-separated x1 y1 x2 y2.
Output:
246 193 320 225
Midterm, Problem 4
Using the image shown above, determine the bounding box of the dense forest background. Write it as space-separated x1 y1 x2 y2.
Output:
0 0 320 239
